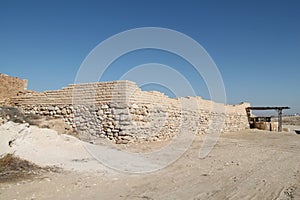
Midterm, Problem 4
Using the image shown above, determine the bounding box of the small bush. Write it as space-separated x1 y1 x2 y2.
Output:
0 153 58 183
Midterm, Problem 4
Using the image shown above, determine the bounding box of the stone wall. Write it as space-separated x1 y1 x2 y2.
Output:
10 80 250 143
0 74 28 105
253 121 278 131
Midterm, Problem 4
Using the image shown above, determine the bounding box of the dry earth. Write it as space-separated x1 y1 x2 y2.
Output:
0 122 300 200
280 116 300 126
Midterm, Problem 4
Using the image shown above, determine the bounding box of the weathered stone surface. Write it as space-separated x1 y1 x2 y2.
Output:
8 80 250 143
0 74 28 105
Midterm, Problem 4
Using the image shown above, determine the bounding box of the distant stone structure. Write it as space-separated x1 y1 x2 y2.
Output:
0 74 28 105
8 79 250 143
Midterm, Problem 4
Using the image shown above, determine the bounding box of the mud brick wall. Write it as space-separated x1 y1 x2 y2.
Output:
0 74 28 105
11 80 250 143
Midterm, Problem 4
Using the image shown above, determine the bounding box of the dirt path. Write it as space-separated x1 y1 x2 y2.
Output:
1 129 299 200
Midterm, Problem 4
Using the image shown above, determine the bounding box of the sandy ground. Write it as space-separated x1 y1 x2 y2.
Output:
0 122 300 200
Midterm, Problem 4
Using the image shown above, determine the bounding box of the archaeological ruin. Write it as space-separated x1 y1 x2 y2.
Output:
0 73 28 104
0 74 250 143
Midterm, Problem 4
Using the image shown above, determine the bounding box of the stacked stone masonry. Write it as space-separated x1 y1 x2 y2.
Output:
10 80 250 143
0 74 28 105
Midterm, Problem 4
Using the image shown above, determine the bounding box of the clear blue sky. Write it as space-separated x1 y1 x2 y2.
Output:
0 0 299 114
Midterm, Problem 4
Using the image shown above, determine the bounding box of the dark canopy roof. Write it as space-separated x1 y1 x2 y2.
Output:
246 107 290 110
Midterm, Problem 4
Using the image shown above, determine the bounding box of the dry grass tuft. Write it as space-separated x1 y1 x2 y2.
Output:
0 154 59 183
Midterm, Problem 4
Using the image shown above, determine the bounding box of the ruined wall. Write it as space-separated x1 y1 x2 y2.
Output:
10 80 250 143
126 89 250 141
0 74 28 105
254 121 278 131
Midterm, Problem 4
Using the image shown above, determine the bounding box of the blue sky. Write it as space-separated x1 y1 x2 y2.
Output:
0 0 299 114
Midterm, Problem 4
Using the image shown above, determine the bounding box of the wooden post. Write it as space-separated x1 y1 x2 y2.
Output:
246 108 251 122
278 109 282 132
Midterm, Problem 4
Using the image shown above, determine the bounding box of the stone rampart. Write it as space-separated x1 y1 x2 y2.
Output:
10 80 250 143
0 74 28 105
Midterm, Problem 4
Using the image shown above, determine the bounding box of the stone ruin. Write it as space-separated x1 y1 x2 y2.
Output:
0 73 28 105
1 75 250 144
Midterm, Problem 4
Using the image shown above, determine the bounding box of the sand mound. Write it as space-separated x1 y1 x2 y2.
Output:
0 121 111 174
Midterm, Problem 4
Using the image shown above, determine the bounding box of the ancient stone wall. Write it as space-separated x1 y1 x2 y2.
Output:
10 80 250 143
0 74 28 105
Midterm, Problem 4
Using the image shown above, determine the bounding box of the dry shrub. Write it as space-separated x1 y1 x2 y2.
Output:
0 154 59 183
